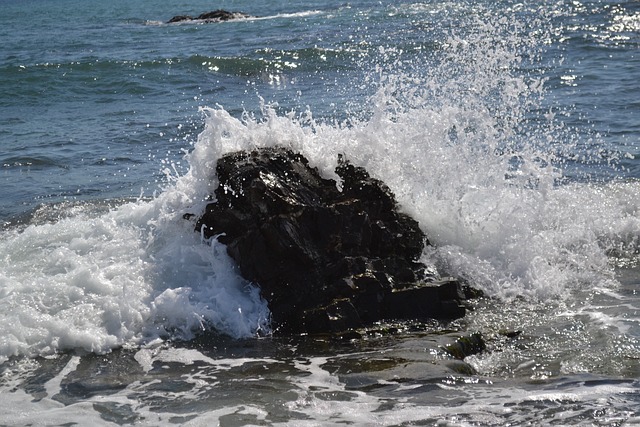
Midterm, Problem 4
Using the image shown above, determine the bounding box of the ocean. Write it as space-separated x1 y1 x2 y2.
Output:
1 0 639 425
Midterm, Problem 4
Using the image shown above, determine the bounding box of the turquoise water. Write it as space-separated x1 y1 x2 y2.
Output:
1 0 639 424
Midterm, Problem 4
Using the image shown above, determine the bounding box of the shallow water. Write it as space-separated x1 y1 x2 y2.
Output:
2 318 639 425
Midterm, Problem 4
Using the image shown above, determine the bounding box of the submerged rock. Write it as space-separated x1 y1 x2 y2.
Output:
167 10 252 24
194 147 470 334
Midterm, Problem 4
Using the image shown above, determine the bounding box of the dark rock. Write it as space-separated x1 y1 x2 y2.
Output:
443 332 486 359
167 15 193 24
167 10 252 24
499 330 523 338
194 147 470 334
384 280 467 321
197 10 250 21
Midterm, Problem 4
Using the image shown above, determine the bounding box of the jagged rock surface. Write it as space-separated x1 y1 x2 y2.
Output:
195 147 468 334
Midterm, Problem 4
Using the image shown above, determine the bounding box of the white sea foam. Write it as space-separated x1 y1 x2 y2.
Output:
0 169 271 361
187 98 638 306
248 10 324 22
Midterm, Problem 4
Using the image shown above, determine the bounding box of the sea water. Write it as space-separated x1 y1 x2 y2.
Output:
1 0 639 425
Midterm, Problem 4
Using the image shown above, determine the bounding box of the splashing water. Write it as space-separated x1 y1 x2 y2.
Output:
182 8 639 307
0 183 272 362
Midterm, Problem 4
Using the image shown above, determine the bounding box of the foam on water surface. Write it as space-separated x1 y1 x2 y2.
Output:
2 344 638 426
0 187 271 361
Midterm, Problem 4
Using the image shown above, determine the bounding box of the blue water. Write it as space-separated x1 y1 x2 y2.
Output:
1 0 639 425
0 0 378 219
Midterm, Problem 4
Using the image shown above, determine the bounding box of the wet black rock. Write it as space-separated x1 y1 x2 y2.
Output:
443 332 486 360
194 147 470 334
167 10 252 24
